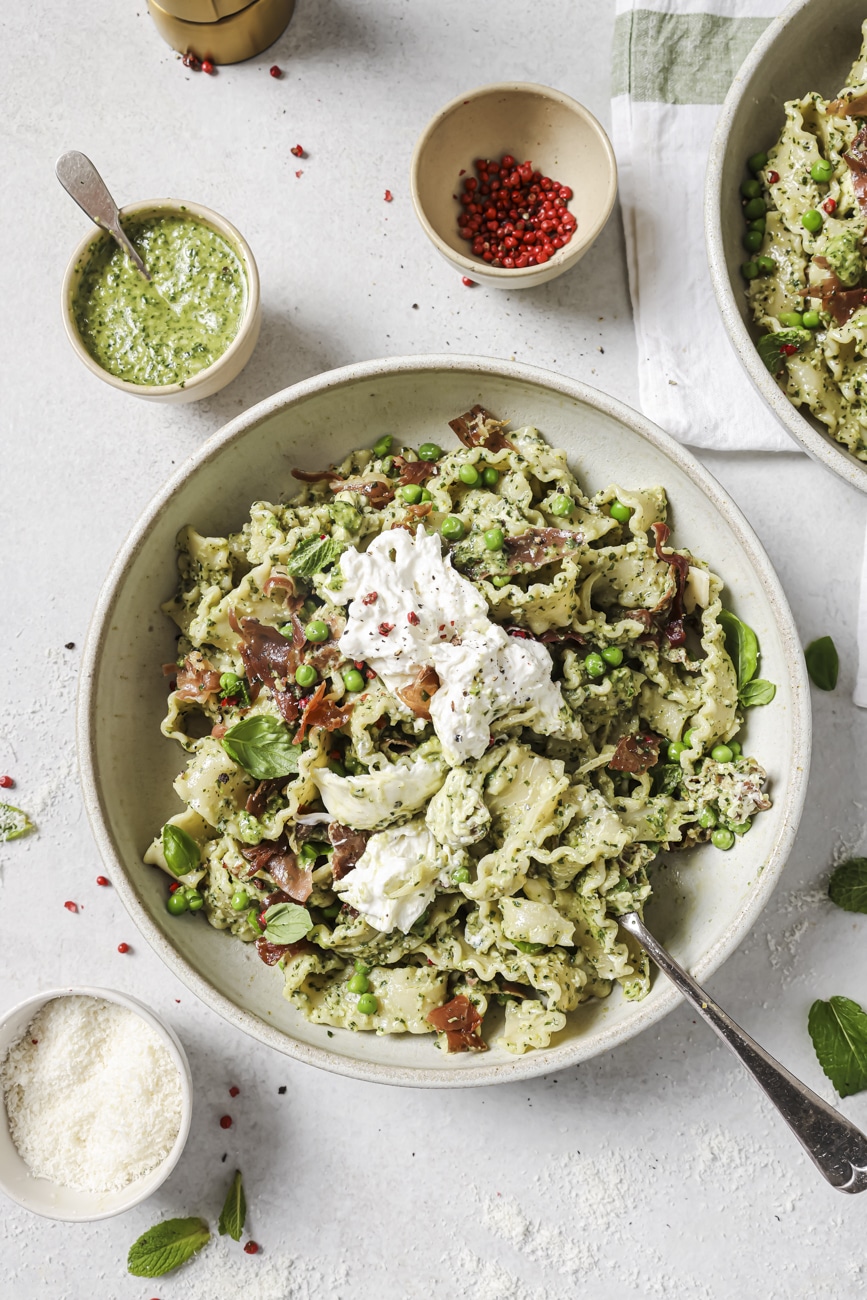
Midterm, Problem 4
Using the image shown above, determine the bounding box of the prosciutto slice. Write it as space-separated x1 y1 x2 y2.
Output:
426 994 488 1053
448 404 515 453
608 733 662 774
172 652 222 702
293 681 354 744
328 822 370 880
396 665 440 719
651 522 690 647
844 124 867 213
502 527 582 570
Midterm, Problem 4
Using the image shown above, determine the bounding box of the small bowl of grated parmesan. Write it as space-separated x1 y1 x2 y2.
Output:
0 988 192 1220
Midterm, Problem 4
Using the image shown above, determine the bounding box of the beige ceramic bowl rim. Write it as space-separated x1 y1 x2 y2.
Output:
60 197 261 399
409 81 618 281
0 985 193 1220
77 354 811 1089
704 0 867 494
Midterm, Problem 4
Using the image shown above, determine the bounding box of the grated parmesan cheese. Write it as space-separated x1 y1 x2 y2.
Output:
1 995 182 1193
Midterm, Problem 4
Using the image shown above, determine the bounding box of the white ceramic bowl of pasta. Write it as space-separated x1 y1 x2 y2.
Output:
706 0 867 494
77 356 810 1087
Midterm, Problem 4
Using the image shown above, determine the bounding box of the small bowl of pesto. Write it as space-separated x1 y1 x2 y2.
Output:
62 199 261 404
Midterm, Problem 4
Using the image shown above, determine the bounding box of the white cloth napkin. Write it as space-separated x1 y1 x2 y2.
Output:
611 0 792 451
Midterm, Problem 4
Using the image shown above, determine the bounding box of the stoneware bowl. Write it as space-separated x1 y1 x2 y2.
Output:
410 83 618 289
61 198 261 405
78 355 810 1088
0 987 192 1221
706 0 867 493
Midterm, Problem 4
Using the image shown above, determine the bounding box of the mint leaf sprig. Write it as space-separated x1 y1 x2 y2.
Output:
264 901 313 944
829 858 867 914
127 1217 210 1279
805 635 839 691
719 609 776 709
808 997 867 1098
218 1170 247 1242
222 715 302 780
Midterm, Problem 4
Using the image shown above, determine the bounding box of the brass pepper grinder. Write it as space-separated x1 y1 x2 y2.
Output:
147 0 295 65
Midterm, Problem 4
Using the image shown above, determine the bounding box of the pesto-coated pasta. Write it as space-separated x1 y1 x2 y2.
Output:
145 410 770 1056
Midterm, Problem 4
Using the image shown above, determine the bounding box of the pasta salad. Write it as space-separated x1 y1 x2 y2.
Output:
145 406 771 1056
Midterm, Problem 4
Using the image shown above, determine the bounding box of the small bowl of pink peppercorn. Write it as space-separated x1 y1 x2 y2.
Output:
410 81 617 290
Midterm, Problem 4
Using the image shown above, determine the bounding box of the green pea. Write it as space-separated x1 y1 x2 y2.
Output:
749 217 766 233
305 619 329 643
279 623 294 638
459 463 480 486
801 208 823 233
295 664 318 688
743 229 763 253
343 668 365 692
484 527 504 551
550 494 574 517
400 483 422 504
321 903 341 918
743 197 766 221
348 972 370 994
601 646 623 666
441 515 465 541
698 808 717 829
186 890 204 912
373 434 393 457
778 311 803 328
418 442 442 461
810 159 833 184
343 755 364 774
610 500 631 523
327 759 346 777
420 488 432 502
584 652 606 679
381 455 395 475
741 178 761 200
514 940 544 954
299 842 320 863
356 993 378 1015
741 261 759 280
167 890 189 915
230 889 249 912
451 866 471 884
728 741 742 758
711 744 734 763
354 959 371 974
802 310 821 329
482 466 499 487
711 827 735 850
668 740 687 760
756 255 775 274
732 820 751 836
301 598 318 619
491 574 511 588
748 151 768 174
683 728 700 750
219 671 244 696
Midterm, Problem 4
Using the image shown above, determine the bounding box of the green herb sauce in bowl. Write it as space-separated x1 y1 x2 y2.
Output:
62 199 261 405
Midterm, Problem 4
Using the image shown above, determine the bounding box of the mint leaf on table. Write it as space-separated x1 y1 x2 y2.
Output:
757 328 811 374
808 996 867 1098
0 803 34 841
222 716 302 779
218 1170 247 1242
162 822 201 875
285 535 345 578
829 858 867 914
263 901 313 944
719 609 776 709
805 635 839 691
127 1217 210 1278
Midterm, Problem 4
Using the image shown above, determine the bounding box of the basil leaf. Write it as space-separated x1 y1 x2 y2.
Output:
739 678 776 708
757 328 811 374
805 635 839 691
0 803 33 842
263 901 313 944
829 858 867 914
218 1169 246 1242
127 1217 210 1279
285 535 345 579
808 996 867 1098
222 716 302 780
719 610 759 690
162 823 201 875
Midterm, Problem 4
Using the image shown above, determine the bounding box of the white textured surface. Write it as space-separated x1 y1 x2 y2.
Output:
1 1 867 1296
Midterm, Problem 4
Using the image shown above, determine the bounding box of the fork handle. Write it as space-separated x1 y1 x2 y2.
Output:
619 910 867 1192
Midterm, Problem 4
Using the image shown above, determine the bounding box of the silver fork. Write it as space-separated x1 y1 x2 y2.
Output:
619 910 867 1193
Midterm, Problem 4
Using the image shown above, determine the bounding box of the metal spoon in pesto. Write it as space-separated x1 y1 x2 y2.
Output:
55 151 151 281
619 910 867 1193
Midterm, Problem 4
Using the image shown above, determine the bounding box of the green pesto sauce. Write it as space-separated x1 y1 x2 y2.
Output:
73 213 246 386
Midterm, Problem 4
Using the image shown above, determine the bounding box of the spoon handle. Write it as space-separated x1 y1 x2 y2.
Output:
55 151 150 280
619 910 867 1192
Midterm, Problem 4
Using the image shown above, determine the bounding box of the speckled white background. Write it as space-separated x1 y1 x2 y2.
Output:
2 2 867 1296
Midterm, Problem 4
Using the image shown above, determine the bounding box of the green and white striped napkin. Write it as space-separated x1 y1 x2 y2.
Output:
611 0 792 451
